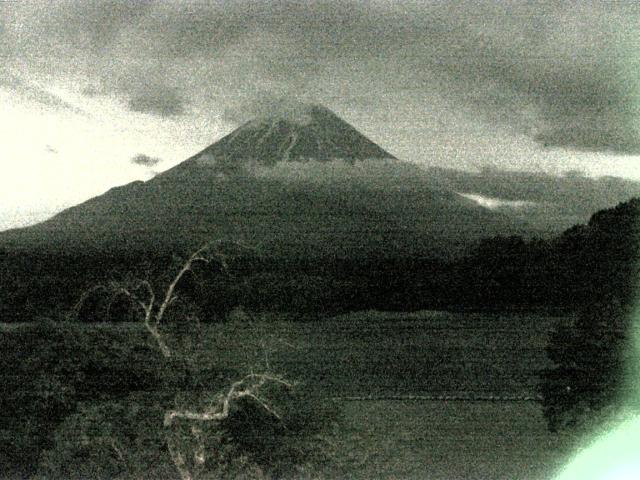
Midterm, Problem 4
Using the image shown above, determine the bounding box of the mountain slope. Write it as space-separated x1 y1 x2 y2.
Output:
0 104 523 257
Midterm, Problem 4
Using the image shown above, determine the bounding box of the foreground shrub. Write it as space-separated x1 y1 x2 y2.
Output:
0 320 208 477
0 320 86 476
36 385 340 480
36 397 171 480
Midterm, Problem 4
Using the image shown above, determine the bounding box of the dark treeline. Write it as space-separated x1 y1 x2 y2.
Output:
1 198 638 323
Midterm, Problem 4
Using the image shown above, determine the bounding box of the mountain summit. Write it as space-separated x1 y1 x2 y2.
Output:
183 104 396 170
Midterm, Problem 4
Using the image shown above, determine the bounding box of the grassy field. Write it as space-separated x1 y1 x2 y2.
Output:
335 400 574 480
2 310 577 479
205 310 563 398
210 310 577 478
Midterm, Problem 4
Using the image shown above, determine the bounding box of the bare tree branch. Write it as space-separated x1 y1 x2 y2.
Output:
113 284 172 358
110 439 126 465
167 437 193 480
71 243 220 358
156 244 213 331
67 284 110 321
164 373 292 427
163 372 292 480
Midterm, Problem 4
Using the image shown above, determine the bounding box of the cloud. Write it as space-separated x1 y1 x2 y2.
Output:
127 85 186 117
248 158 425 187
429 166 640 214
2 1 639 154
407 2 640 154
0 72 86 115
457 193 539 211
222 97 319 125
131 153 161 167
535 125 640 155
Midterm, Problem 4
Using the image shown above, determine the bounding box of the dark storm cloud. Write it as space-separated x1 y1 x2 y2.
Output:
131 154 161 167
3 1 639 154
535 125 640 154
127 85 186 117
403 2 640 154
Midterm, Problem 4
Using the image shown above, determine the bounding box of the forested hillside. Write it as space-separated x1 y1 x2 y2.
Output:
1 198 637 322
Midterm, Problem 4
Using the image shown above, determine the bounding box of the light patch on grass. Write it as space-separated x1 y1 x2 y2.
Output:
553 304 640 479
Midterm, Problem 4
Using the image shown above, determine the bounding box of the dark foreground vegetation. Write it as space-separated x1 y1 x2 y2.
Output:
0 198 638 478
0 319 340 479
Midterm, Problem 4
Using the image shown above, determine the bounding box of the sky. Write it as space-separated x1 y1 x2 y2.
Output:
1 0 639 229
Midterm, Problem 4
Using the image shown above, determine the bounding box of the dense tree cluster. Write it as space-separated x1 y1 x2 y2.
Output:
538 198 640 431
539 297 634 432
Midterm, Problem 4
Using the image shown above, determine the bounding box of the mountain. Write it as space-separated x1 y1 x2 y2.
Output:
0 103 523 258
186 104 396 168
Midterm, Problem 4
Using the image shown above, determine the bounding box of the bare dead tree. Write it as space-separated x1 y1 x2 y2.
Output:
156 246 294 480
71 241 295 480
70 243 225 357
115 244 217 358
